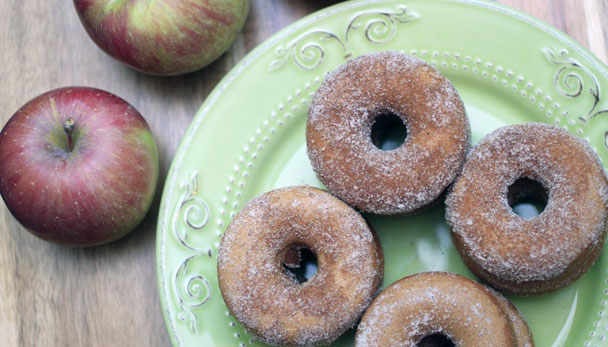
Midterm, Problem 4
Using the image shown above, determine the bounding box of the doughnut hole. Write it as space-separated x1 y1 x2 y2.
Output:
370 110 408 150
281 244 318 284
417 333 455 347
507 177 549 219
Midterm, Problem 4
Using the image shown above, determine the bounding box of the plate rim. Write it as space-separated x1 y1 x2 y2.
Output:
156 1 608 346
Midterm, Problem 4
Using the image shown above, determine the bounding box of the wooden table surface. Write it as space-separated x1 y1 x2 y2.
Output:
1 1 606 346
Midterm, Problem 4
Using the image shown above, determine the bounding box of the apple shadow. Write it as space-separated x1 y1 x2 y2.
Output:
243 0 345 50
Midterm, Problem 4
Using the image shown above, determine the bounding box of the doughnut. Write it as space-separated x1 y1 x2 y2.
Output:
446 123 608 295
355 272 521 346
217 186 383 345
306 51 470 215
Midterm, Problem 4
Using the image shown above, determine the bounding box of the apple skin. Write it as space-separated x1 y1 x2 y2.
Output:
0 87 159 246
73 0 250 75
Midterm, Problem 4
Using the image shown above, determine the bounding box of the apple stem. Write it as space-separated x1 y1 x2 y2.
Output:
63 118 75 153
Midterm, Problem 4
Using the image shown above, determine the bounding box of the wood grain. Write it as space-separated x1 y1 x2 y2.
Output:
0 1 605 346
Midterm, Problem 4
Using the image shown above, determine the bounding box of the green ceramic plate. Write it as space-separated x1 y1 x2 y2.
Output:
156 0 608 345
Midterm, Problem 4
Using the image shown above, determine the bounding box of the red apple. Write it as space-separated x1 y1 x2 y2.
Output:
0 87 159 246
73 0 250 75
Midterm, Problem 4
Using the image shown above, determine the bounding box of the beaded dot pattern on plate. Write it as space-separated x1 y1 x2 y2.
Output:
184 49 605 346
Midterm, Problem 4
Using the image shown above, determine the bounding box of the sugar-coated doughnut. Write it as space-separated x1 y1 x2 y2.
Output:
355 272 521 346
306 51 470 215
446 123 608 295
217 186 383 345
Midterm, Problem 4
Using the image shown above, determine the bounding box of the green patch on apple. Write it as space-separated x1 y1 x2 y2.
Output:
74 0 251 75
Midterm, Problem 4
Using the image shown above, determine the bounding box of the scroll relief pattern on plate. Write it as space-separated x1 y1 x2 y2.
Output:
172 172 214 333
543 48 608 147
269 5 419 71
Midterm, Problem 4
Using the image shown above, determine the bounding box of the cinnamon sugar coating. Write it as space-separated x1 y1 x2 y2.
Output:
306 51 470 215
217 186 383 345
355 272 519 347
446 123 608 295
